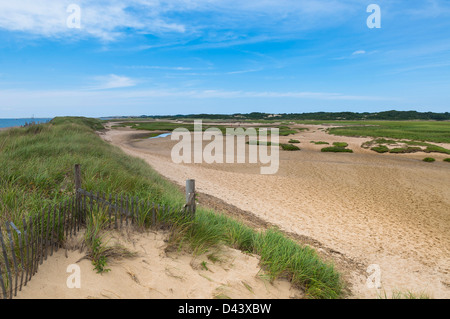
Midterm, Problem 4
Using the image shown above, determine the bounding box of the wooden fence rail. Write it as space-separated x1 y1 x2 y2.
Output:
0 164 196 299
0 190 192 299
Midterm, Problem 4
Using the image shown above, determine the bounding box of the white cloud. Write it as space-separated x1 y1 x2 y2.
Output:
90 74 137 90
0 0 359 42
0 0 186 41
352 50 366 55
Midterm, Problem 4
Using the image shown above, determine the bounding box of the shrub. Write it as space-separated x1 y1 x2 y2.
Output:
444 158 450 162
288 139 300 144
311 141 329 145
423 157 435 162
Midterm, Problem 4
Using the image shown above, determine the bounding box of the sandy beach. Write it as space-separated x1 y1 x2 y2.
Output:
100 123 450 299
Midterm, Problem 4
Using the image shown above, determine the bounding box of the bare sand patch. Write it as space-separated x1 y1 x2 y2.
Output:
16 229 299 299
101 124 450 299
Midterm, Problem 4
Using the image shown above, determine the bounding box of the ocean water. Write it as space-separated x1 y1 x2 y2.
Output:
0 118 52 128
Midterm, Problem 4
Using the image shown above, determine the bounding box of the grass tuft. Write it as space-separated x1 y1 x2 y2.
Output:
280 143 301 151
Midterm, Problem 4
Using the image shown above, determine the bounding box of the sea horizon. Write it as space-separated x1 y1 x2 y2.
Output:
0 118 52 128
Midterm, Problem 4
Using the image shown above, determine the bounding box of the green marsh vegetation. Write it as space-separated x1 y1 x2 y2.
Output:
326 121 450 144
320 142 353 153
108 120 300 137
280 143 301 151
362 138 450 155
0 117 343 298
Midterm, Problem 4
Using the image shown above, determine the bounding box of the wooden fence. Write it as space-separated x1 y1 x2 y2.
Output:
0 165 196 299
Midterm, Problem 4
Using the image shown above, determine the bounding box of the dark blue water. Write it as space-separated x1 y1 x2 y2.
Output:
0 118 52 128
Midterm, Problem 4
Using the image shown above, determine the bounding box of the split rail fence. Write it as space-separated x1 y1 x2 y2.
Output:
0 165 196 299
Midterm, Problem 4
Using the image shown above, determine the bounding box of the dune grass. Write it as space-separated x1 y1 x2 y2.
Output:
378 290 431 299
288 139 300 144
423 157 436 162
0 117 343 298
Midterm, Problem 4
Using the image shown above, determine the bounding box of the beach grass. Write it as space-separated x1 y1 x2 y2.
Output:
0 117 343 298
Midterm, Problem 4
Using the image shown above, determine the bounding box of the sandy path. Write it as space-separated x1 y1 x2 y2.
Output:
102 125 450 299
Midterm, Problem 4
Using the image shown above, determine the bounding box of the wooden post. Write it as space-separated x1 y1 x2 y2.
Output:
185 179 196 215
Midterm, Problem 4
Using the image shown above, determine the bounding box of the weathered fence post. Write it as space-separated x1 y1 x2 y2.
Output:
185 179 196 216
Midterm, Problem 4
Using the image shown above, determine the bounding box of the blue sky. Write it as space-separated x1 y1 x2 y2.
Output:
0 0 449 118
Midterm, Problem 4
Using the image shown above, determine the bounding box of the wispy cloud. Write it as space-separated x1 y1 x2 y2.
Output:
89 74 137 90
352 50 366 55
0 87 393 102
0 0 360 43
125 65 192 71
0 0 186 41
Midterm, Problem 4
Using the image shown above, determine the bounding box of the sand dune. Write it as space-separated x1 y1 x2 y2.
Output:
101 124 450 299
17 229 299 299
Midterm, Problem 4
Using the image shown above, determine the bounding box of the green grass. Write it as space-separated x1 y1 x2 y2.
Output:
0 117 343 299
321 146 353 153
327 121 450 144
113 121 299 137
332 142 348 148
363 138 450 155
378 290 431 299
311 141 329 145
370 146 389 153
423 157 436 162
444 158 450 162
389 147 422 154
288 139 300 144
280 143 301 151
423 145 450 155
